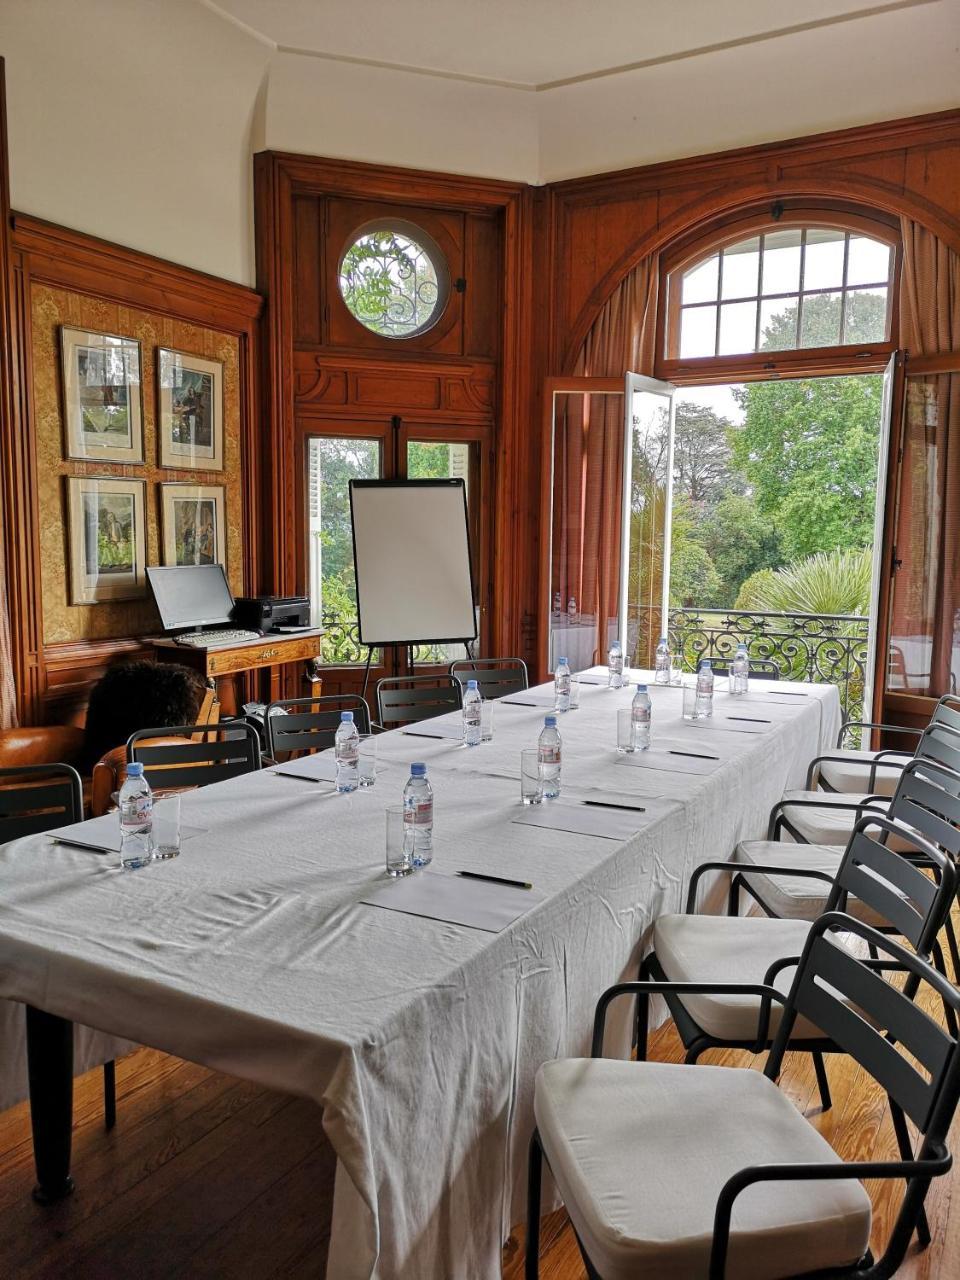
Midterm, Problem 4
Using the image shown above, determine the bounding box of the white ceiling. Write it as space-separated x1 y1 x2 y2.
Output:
206 0 946 89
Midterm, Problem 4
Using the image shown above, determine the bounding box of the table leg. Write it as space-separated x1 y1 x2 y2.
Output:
26 1005 75 1204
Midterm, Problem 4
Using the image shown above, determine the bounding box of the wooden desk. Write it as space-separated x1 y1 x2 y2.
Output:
152 630 324 716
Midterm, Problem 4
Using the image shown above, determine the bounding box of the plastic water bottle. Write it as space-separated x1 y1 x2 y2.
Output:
608 639 624 689
538 716 562 799
463 679 482 746
555 656 572 713
553 591 562 617
731 643 750 695
654 635 671 685
334 710 360 792
567 596 578 625
696 659 715 718
119 762 153 870
632 684 652 750
403 762 434 867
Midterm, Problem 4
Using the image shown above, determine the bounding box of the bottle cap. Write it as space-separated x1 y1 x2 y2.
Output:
635 684 648 692
340 711 354 721
467 679 479 689
558 657 568 665
126 762 144 777
659 635 667 643
410 762 427 777
544 715 557 727
700 659 712 668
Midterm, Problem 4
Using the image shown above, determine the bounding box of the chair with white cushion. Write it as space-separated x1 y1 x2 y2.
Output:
637 791 957 1112
527 913 960 1280
805 693 960 796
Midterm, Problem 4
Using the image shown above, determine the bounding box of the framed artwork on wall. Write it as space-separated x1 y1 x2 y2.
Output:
66 475 147 604
60 327 144 463
160 482 226 568
157 347 224 471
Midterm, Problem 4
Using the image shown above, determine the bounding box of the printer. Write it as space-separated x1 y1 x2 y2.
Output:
231 594 311 633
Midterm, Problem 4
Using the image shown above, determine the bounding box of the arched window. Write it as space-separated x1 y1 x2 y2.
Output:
661 213 898 374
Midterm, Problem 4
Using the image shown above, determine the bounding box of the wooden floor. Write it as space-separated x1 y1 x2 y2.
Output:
1 1017 959 1277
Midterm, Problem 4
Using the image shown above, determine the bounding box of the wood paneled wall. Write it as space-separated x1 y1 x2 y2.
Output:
5 218 262 725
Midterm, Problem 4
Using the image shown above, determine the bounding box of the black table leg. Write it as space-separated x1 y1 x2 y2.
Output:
25 1005 75 1204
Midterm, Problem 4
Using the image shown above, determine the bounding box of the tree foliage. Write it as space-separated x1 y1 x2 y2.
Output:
737 548 872 616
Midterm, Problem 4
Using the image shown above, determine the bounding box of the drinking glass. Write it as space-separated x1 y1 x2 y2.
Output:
385 804 412 876
681 677 701 720
481 698 495 742
670 655 683 686
358 734 378 787
568 675 581 710
616 707 636 753
152 792 181 860
520 749 543 804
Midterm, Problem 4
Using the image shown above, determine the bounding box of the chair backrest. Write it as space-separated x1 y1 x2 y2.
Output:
376 676 462 728
127 721 261 790
0 763 83 842
825 807 957 955
707 656 780 679
265 695 371 757
930 697 960 738
886 756 960 862
768 915 960 1232
449 657 528 699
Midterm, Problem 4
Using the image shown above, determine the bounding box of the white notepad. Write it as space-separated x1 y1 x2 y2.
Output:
49 810 206 854
361 868 543 933
614 748 721 776
512 801 647 840
401 724 465 740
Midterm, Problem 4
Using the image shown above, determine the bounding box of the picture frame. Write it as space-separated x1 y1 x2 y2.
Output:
160 482 226 569
66 475 147 604
60 327 144 463
157 347 224 471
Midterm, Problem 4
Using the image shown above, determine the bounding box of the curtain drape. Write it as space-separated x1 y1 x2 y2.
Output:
552 259 658 665
889 219 960 697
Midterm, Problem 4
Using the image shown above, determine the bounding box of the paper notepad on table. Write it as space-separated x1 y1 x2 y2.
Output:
270 754 339 782
614 748 721 776
401 723 465 740
361 868 543 933
49 809 206 854
512 801 647 840
500 696 557 708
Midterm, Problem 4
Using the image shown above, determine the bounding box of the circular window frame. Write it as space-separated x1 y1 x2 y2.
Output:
337 218 452 341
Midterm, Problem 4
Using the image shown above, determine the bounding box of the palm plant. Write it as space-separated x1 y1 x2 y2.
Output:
735 548 871 616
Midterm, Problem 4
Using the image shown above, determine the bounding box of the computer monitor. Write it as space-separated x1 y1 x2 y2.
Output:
147 564 235 632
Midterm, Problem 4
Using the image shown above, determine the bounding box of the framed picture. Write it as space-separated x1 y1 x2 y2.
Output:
158 348 224 471
160 482 226 568
66 475 147 604
60 327 143 463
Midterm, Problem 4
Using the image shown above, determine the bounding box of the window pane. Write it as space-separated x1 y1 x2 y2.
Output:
758 296 800 350
682 255 719 305
720 237 760 300
843 287 889 343
800 292 842 347
761 229 802 295
718 301 757 355
307 436 381 662
679 305 717 357
803 230 845 290
846 235 891 287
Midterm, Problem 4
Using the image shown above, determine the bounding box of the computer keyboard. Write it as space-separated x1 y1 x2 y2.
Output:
175 628 262 648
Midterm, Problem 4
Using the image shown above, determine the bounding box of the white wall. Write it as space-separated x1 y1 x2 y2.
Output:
0 0 271 285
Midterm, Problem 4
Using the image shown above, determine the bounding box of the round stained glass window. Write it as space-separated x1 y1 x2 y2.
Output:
338 221 450 339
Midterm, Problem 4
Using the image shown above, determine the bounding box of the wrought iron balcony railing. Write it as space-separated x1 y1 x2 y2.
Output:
318 613 454 667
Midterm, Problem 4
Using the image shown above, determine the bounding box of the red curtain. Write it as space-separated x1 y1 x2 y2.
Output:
889 220 960 696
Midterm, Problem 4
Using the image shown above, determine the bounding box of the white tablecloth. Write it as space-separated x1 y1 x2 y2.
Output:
0 671 839 1279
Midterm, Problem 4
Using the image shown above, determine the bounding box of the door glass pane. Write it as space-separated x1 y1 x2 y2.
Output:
307 436 380 664
407 439 481 662
624 389 673 666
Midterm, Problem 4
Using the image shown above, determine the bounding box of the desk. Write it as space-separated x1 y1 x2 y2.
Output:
153 629 324 715
0 671 839 1278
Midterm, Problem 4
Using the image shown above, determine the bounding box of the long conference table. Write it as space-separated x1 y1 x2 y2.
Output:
0 668 840 1278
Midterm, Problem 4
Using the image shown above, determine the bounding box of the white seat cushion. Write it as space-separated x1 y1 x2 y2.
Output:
535 1058 872 1280
652 914 824 1040
779 791 904 847
734 840 897 927
817 749 906 797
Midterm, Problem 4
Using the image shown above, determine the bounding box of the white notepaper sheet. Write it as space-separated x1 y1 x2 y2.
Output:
614 748 721 776
48 810 206 854
360 867 544 933
401 724 466 740
511 800 648 840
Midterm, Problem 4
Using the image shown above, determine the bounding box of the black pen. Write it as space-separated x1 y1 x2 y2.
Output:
581 800 646 812
726 716 771 723
457 870 532 890
668 749 719 761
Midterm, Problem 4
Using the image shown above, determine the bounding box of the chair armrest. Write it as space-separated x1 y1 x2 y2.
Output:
591 979 786 1058
686 860 836 914
709 1145 951 1279
767 794 888 840
838 720 923 748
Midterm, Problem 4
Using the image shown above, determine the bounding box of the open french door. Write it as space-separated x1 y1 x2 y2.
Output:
862 352 898 725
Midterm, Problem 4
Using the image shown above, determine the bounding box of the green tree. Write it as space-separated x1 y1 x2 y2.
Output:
697 493 782 605
671 402 743 506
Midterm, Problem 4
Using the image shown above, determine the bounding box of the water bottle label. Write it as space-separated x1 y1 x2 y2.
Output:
126 794 152 825
539 746 560 765
405 799 433 826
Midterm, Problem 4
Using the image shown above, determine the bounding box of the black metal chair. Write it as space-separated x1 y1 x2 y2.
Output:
528 913 960 1279
375 675 462 729
637 757 960 1115
705 656 781 679
0 763 116 1131
264 694 371 759
448 657 528 699
127 721 261 789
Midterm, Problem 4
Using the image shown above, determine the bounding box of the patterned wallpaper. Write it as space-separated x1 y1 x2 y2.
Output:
31 285 244 644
